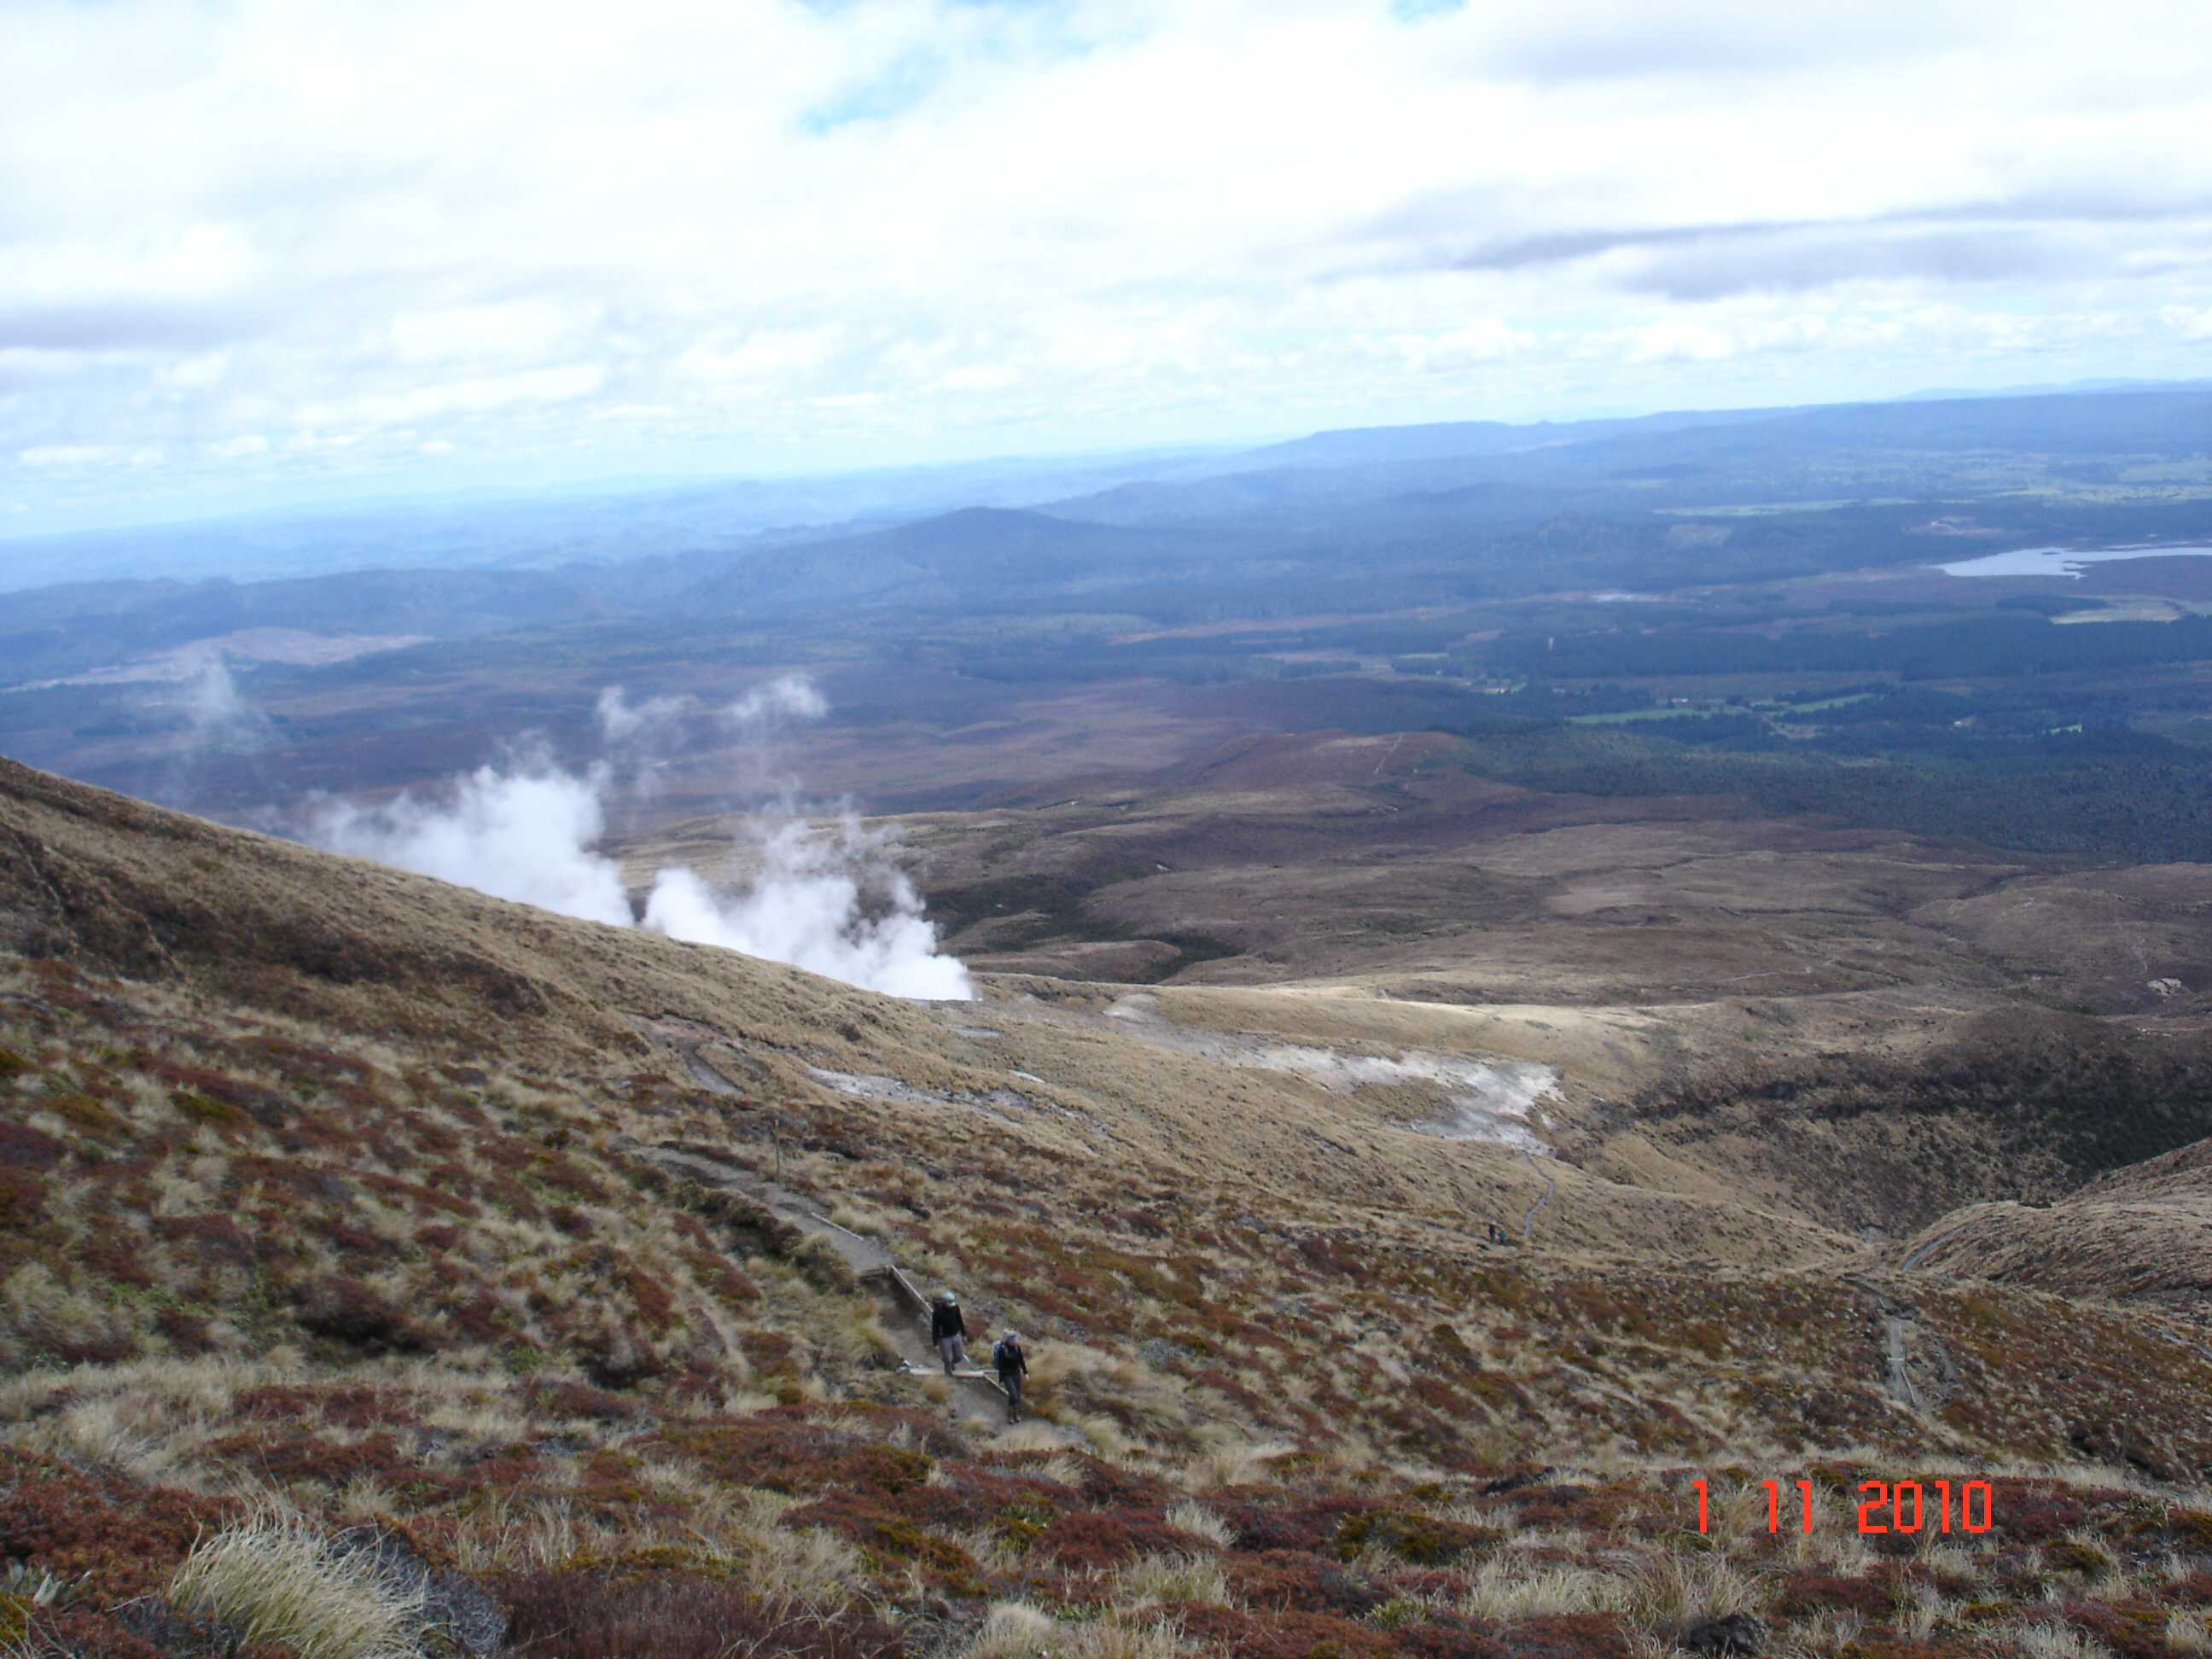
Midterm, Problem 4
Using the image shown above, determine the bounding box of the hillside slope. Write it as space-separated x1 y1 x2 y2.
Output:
9 755 2212 1657
1900 1137 2212 1313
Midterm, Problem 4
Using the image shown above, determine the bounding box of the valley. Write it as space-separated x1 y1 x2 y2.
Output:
10 0 2212 1644
6 717 2212 1652
7 387 2212 1656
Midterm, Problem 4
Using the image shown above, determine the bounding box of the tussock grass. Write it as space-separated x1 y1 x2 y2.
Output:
1112 1551 1231 1610
169 1513 432 1659
1893 1583 1950 1640
1034 1453 1089 1487
707 1518 870 1614
1498 1524 1585 1557
993 1423 1074 1454
437 1478 867 1612
1162 1501 1233 1548
9 767 2212 1658
962 1603 1196 1658
2013 1622 2117 1659
1789 1610 1868 1655
1458 1559 1630 1619
1184 1434 1293 1490
1627 1551 1768 1628
946 1525 1027 1578
963 1604 1067 1657
443 1491 585 1577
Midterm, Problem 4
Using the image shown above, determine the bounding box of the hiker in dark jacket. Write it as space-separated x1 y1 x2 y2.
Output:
931 1289 967 1374
992 1330 1029 1423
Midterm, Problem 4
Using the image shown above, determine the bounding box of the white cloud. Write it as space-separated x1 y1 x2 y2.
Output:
938 363 1021 393
295 363 607 429
160 351 230 389
2 0 2209 526
206 434 268 457
1614 313 1831 364
388 299 598 364
282 428 358 454
17 444 125 466
676 327 847 384
590 401 678 422
1379 320 1535 373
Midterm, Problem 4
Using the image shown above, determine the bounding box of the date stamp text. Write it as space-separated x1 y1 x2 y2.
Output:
1694 1478 1994 1535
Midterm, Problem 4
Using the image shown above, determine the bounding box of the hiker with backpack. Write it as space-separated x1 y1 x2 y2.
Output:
992 1330 1029 1423
931 1289 967 1375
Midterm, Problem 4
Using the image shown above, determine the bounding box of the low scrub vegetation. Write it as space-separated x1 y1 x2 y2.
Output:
168 1512 433 1659
6 776 2212 1655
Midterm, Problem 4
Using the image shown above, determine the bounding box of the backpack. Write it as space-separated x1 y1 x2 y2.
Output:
993 1337 1021 1371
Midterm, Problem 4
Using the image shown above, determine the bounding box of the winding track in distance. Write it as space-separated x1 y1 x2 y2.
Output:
1901 1223 1970 1272
1521 1147 1557 1241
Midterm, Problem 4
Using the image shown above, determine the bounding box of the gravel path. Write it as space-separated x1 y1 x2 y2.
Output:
1882 1310 1922 1411
1901 1222 1970 1272
624 1138 1008 1423
1520 1147 1557 1242
684 1050 742 1097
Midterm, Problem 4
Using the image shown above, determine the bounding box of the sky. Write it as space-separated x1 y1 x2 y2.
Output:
3 0 2210 537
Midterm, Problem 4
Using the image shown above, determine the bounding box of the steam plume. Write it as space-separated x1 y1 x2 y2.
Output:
179 649 269 752
594 687 691 745
313 758 632 928
723 674 827 727
306 679 970 1000
643 818 969 1000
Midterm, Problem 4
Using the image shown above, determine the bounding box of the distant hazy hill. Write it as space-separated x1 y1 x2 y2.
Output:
1223 405 1784 470
0 568 601 684
1045 386 2212 530
672 506 1259 614
15 380 2212 595
0 445 1231 592
1903 375 2212 401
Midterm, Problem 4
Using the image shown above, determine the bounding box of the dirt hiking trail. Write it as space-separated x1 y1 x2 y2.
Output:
621 1137 1011 1425
1521 1146 1557 1241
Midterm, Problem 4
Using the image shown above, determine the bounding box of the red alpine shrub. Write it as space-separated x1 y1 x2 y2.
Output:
498 1572 904 1658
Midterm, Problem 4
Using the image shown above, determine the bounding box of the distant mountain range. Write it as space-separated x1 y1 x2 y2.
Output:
9 377 2212 594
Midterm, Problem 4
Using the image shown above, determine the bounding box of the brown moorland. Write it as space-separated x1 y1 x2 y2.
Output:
628 728 2212 1244
5 753 2212 1656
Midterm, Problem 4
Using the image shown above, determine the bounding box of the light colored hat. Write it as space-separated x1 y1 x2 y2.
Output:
936 1289 957 1303
1001 1331 1020 1344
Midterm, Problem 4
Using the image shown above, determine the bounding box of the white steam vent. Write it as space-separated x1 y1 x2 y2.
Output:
307 677 970 1000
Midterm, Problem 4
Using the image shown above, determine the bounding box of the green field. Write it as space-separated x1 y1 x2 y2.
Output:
1778 691 1877 713
1569 704 1713 725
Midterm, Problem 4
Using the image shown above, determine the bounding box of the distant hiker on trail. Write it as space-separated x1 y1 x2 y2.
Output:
931 1289 967 1375
993 1330 1029 1423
